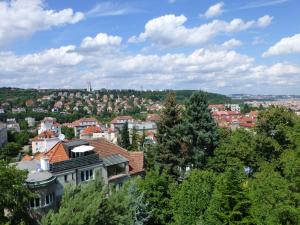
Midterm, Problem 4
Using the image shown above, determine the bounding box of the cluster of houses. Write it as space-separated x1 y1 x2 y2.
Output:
208 104 257 130
0 90 164 116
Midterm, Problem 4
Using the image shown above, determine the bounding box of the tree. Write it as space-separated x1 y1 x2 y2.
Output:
0 142 22 161
139 128 146 151
241 104 251 114
130 127 139 151
120 122 130 149
180 92 219 169
42 178 114 225
170 170 216 225
208 129 257 173
61 126 74 139
15 131 30 146
154 92 182 177
137 167 174 225
201 166 253 225
19 120 28 130
256 106 296 148
0 160 32 225
248 163 300 225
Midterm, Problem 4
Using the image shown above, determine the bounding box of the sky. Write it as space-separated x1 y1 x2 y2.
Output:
0 0 300 94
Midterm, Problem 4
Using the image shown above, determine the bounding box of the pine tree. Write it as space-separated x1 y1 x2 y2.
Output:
181 92 219 169
130 127 139 151
120 122 130 149
155 92 182 178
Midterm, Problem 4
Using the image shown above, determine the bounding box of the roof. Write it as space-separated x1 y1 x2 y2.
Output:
22 142 69 164
82 125 102 135
64 140 89 149
33 130 57 141
111 116 134 124
50 154 102 173
103 154 128 166
146 113 161 122
88 138 144 175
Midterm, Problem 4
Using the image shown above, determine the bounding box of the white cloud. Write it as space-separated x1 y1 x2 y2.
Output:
257 15 273 27
0 0 84 47
222 39 242 49
128 14 273 47
202 2 224 18
240 0 288 9
263 33 300 57
86 2 138 17
80 33 122 51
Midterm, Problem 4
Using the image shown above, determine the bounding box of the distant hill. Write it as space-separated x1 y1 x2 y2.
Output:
0 87 232 105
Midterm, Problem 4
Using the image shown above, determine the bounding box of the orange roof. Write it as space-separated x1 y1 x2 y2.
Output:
88 138 144 175
33 130 57 141
82 125 102 135
146 113 161 122
22 142 69 164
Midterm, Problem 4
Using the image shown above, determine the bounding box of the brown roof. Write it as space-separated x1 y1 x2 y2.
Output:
22 142 69 164
82 125 102 135
87 138 144 175
33 130 57 141
146 113 161 122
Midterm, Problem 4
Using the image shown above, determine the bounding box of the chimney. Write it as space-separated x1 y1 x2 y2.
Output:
40 157 49 171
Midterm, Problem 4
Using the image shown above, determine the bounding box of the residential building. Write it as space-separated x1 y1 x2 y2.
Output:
128 121 157 135
80 125 117 143
6 118 20 132
12 107 26 113
0 122 7 147
25 117 36 127
18 139 144 217
111 116 135 130
65 118 98 137
0 108 4 114
32 131 60 154
38 117 61 135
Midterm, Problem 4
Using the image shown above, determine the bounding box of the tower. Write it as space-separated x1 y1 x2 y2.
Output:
87 81 92 92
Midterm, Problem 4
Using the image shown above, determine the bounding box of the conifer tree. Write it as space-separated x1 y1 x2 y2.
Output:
181 92 219 168
130 127 139 151
120 122 130 149
155 92 182 177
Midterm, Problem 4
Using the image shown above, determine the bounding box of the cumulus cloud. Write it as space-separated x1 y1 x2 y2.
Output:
0 0 84 47
128 14 273 47
80 33 122 52
202 2 224 18
263 33 300 57
221 39 242 49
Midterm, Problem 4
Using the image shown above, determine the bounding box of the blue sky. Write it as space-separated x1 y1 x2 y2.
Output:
1 0 300 94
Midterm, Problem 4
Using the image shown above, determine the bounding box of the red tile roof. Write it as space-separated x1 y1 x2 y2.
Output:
22 142 69 164
87 138 144 175
33 130 57 141
82 125 102 135
146 113 161 122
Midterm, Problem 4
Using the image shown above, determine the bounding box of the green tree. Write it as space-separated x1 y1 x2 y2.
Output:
137 167 174 225
0 160 32 225
0 142 22 161
248 163 300 225
130 127 139 151
61 126 74 139
201 166 253 225
19 120 28 130
42 178 113 225
155 92 182 177
170 170 216 225
120 122 130 149
181 92 219 169
15 131 30 146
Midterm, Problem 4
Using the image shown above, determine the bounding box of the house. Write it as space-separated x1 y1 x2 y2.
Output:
146 113 161 123
0 122 7 147
0 108 4 114
25 117 36 127
208 104 225 112
225 104 241 112
17 139 144 217
38 117 61 135
12 107 26 113
128 121 157 135
6 118 20 132
31 131 60 154
65 118 98 137
80 125 117 143
111 116 134 130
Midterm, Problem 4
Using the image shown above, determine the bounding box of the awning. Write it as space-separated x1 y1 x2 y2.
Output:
71 145 95 153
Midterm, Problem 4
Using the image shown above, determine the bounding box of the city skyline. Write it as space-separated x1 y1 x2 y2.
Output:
0 0 300 94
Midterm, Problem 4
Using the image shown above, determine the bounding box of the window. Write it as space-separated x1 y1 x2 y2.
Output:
64 174 68 182
107 163 126 177
30 197 41 208
45 193 54 206
81 169 93 181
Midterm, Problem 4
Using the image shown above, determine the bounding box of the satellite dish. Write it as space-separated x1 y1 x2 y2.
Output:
58 134 65 141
